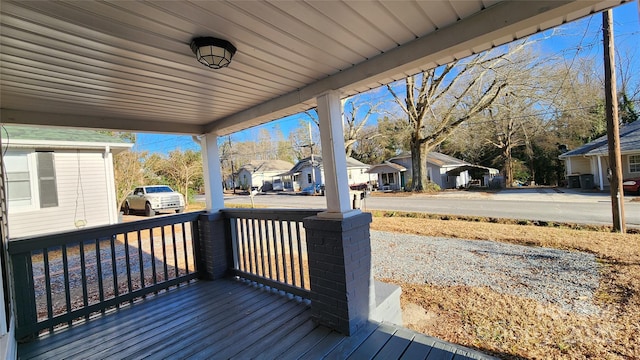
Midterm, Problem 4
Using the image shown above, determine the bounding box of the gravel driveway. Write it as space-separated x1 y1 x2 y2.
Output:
371 230 600 315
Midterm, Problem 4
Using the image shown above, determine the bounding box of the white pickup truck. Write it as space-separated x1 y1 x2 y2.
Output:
122 185 185 216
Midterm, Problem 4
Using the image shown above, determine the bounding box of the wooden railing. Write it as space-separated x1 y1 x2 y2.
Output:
222 209 319 299
8 212 204 339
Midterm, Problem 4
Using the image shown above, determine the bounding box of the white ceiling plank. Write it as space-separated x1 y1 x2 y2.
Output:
449 0 484 20
300 0 385 56
379 1 435 38
0 51 262 106
337 1 409 47
11 0 331 91
231 1 370 63
415 1 459 29
66 1 320 86
153 1 341 74
0 9 291 97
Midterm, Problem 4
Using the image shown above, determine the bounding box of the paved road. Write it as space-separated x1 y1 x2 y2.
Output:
219 188 640 228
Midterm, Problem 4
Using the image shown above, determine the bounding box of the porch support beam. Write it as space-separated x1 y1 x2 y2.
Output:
198 133 231 280
201 133 225 211
316 91 358 218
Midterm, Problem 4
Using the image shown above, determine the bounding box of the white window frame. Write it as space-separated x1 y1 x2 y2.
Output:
630 154 640 173
5 150 39 212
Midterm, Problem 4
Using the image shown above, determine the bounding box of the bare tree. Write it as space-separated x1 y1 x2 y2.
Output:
289 119 320 160
113 150 146 208
343 97 381 157
386 43 527 191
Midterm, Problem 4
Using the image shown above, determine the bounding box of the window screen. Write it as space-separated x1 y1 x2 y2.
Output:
37 152 58 208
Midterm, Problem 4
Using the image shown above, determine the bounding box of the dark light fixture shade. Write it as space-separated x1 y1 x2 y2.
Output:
190 37 237 69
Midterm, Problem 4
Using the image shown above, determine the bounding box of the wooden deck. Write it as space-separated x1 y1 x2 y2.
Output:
18 279 495 360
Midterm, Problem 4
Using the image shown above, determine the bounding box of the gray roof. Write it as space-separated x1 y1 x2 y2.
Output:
283 155 369 175
389 151 468 167
238 160 294 173
366 161 407 174
1 125 130 144
559 121 640 158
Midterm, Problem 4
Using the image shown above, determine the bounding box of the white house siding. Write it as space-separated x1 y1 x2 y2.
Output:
238 169 289 190
8 150 114 238
347 167 373 185
237 169 254 189
300 167 323 188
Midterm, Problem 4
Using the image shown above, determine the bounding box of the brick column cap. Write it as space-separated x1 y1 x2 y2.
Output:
303 211 372 232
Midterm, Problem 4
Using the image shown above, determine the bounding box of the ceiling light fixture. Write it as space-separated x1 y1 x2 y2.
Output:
190 37 237 69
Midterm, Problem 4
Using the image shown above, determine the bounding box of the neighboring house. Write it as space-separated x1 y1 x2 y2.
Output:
236 159 294 191
366 161 407 191
374 152 498 190
282 156 372 191
2 125 132 238
559 120 640 191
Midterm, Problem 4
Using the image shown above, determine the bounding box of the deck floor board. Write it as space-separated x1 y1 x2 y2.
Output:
130 290 287 359
17 279 497 360
18 282 211 358
87 283 257 359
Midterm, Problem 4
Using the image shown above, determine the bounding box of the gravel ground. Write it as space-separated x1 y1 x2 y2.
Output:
371 230 600 315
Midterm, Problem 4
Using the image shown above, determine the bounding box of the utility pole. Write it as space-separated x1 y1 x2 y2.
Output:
603 9 625 233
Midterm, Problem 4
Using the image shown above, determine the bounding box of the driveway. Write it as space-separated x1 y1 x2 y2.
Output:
221 188 640 229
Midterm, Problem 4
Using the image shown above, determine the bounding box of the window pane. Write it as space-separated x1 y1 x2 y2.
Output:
5 153 32 205
7 179 31 201
4 154 29 172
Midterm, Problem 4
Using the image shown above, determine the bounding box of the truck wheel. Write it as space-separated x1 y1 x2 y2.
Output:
123 202 130 215
145 203 155 217
175 208 184 213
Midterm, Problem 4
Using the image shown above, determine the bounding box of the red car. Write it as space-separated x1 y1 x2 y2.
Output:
623 177 640 195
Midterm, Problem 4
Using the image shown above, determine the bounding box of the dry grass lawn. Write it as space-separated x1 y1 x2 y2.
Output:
371 215 640 359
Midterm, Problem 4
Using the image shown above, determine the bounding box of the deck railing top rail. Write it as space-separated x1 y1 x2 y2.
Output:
8 211 205 254
221 208 321 222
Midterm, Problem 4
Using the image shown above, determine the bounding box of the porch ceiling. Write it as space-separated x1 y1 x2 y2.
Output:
0 1 628 136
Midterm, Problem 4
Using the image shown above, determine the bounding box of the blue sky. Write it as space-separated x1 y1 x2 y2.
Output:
134 3 639 155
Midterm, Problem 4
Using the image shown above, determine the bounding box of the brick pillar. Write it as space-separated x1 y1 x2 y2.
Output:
196 212 231 280
303 212 372 335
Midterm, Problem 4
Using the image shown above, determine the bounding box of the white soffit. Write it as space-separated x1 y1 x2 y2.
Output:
0 0 629 135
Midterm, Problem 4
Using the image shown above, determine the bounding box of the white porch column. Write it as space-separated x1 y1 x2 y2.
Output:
201 133 225 211
316 91 359 218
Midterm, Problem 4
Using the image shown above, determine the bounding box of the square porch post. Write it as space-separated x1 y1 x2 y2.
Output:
303 91 375 335
196 133 231 280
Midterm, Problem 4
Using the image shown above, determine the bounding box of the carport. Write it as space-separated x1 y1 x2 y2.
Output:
446 164 500 187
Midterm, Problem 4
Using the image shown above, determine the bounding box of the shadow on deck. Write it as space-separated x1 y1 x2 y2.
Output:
18 279 495 359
